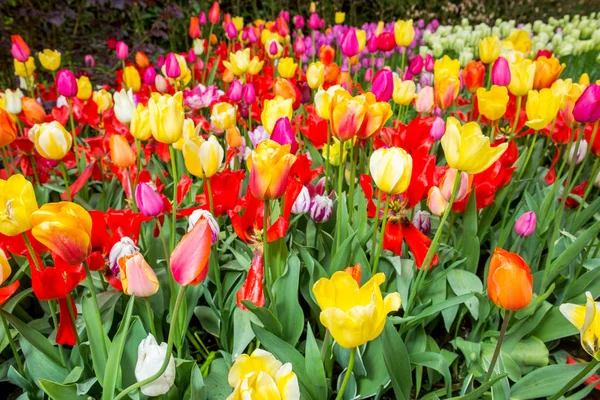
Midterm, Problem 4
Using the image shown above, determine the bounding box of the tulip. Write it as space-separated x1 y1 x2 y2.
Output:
358 99 392 139
210 102 236 131
425 54 435 72
313 85 343 120
292 186 311 214
31 202 92 265
508 59 536 97
371 69 394 102
188 209 220 243
199 12 207 25
376 32 396 52
476 86 509 121
515 211 536 237
441 117 508 174
568 139 588 165
0 174 38 236
116 41 129 60
430 117 445 140
364 68 373 82
427 186 447 216
434 77 460 110
208 1 220 24
130 104 152 141
93 90 113 113
143 67 157 86
165 53 181 79
182 135 224 179
261 96 293 134
413 210 431 235
533 56 565 90
148 92 185 144
228 80 243 102
227 349 300 399
248 126 269 148
331 95 367 141
84 54 95 68
110 134 136 168
463 61 485 93
223 49 251 76
491 57 511 86
2 89 22 114
409 55 424 75
10 35 30 62
246 139 296 200
32 121 73 160
294 37 306 56
135 182 164 218
487 248 533 310
225 22 237 39
0 249 10 284
503 30 532 54
318 45 335 65
394 19 415 47
113 88 135 124
335 12 346 24
579 73 590 85
189 16 201 39
367 34 378 53
268 41 280 58
414 86 435 114
392 77 416 105
236 247 265 310
108 237 139 273
322 137 348 166
561 292 600 360
573 84 600 123
242 83 257 104
525 89 561 130
370 147 413 194
434 55 461 86
310 195 333 223
56 70 78 97
13 57 35 79
306 62 325 89
38 49 61 71
0 108 17 147
356 29 366 52
271 117 298 154
135 334 176 396
123 66 142 92
313 270 401 348
277 57 298 79
170 218 212 286
119 253 159 297
340 28 359 58
479 36 502 64
76 76 92 100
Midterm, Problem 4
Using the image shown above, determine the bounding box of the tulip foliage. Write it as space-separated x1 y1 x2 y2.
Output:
2 5 600 400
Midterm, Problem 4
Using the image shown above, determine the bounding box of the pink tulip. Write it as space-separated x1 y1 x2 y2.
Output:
119 253 159 297
165 53 181 79
573 83 600 123
425 54 434 72
228 80 243 102
515 211 537 237
340 28 359 58
409 55 424 75
371 69 394 102
199 11 207 25
364 68 373 82
269 41 278 56
56 70 78 97
116 41 129 60
170 218 212 286
143 67 157 85
308 13 320 30
135 182 164 217
430 117 445 140
271 117 298 153
247 28 258 43
414 86 434 114
84 54 95 68
225 22 237 39
243 83 257 104
10 43 29 62
186 48 197 63
294 38 306 56
367 34 378 53
491 57 510 86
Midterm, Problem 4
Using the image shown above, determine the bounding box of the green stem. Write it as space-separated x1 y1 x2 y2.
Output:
370 190 383 262
67 98 81 174
59 161 71 201
325 124 331 192
348 144 356 221
263 199 271 285
484 310 511 381
145 298 157 338
114 286 186 400
21 233 41 271
203 24 214 83
372 195 390 274
549 358 600 400
335 141 346 251
335 347 356 400
507 96 522 145
1 314 24 375
205 178 214 215
169 146 178 251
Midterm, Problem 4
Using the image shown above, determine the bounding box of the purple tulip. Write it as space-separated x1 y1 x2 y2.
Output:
249 126 270 148
298 81 311 104
573 83 600 123
165 53 181 79
515 211 537 237
243 83 257 104
56 69 78 97
135 182 164 217
116 41 129 60
430 117 445 140
143 66 157 85
340 28 359 58
371 69 393 102
491 57 511 87
271 117 298 153
228 80 243 102
309 195 333 223
292 186 311 214
412 210 431 235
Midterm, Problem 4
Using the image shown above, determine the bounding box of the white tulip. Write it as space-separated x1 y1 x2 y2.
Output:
113 88 135 124
135 334 176 397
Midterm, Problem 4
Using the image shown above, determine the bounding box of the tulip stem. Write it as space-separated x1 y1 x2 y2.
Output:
507 96 522 144
263 199 271 285
59 161 72 201
169 146 178 251
372 195 390 275
484 310 511 382
66 294 82 349
370 190 383 262
47 300 68 369
114 285 186 400
203 24 214 84
347 144 356 221
336 347 356 400
335 141 346 251
574 157 600 222
1 147 11 177
325 124 331 192
21 232 41 271
145 298 157 338
67 98 81 174
83 260 108 360
1 314 24 375
549 357 600 400
205 178 214 215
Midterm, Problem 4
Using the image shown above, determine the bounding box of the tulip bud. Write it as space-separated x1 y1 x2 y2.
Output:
269 41 278 56
165 53 181 79
568 139 588 165
243 83 257 104
199 11 207 25
371 69 394 102
208 1 220 24
425 54 435 72
116 41 129 60
155 75 168 93
572 84 600 123
409 55 424 75
271 117 298 154
298 81 311 103
189 17 201 39
430 117 445 140
370 147 413 194
309 195 333 223
292 186 311 214
109 134 136 168
228 80 243 102
11 43 29 63
135 182 164 217
188 209 219 244
414 86 435 114
3 89 23 115
247 28 258 44
515 211 536 237
225 22 237 39
186 48 197 64
491 57 511 87
294 38 306 56
84 54 95 68
376 32 395 51
156 55 165 69
294 15 305 29
367 34 378 53
135 334 176 396
108 236 139 275
56 69 78 97
144 66 157 85
427 186 447 215
32 121 72 160
340 28 359 58
487 248 533 311
364 68 373 82
113 88 135 124
412 210 431 235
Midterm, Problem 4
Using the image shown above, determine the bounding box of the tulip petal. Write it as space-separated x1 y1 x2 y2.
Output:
170 219 212 286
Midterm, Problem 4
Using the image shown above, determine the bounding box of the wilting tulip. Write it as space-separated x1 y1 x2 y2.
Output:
136 51 150 68
165 53 181 79
533 56 565 89
187 209 219 243
148 92 185 144
10 35 30 62
414 86 435 114
170 218 212 286
271 117 298 153
182 135 224 179
135 334 176 396
430 117 445 140
573 84 600 123
394 19 415 47
310 195 333 223
130 104 152 141
463 61 485 93
113 88 135 124
313 270 401 348
393 77 416 105
441 117 508 174
370 147 413 194
31 202 92 265
123 66 142 92
261 96 293 134
491 57 511 86
0 174 38 236
477 86 509 121
2 89 22 114
110 134 136 168
109 237 139 273
479 36 502 64
340 28 359 58
210 102 236 131
371 69 394 102
515 211 536 237
56 70 78 97
115 41 129 60
0 108 17 147
508 59 536 97
135 182 164 217
331 95 367 141
228 80 243 102
38 49 61 71
246 140 296 200
76 76 92 100
236 248 265 310
32 121 73 160
119 253 159 297
525 89 561 130
487 248 533 310
227 349 300 400
208 1 220 24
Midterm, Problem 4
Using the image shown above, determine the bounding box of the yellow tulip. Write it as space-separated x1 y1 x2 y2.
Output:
210 102 236 131
173 118 197 151
478 36 501 64
148 92 185 144
356 29 366 52
560 291 600 359
306 62 325 89
551 79 573 108
277 57 297 79
14 57 35 78
434 55 460 86
182 135 224 178
261 96 293 134
76 76 92 100
93 89 113 114
314 85 344 120
130 103 152 141
358 98 392 140
123 66 141 93
246 139 296 200
503 30 532 55
579 73 590 85
31 121 73 160
369 147 412 194
525 89 560 131
227 349 300 400
232 16 244 32
508 59 536 97
0 174 38 236
375 21 385 36
223 49 251 76
38 49 61 71
335 12 346 25
393 77 416 105
248 56 265 75
441 117 508 174
394 19 415 47
476 86 509 121
0 249 10 284
322 137 350 166
313 270 401 348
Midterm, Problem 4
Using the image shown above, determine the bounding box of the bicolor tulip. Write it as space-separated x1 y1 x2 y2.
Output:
38 49 61 71
561 292 600 359
434 77 460 110
246 139 296 200
31 121 73 160
261 96 293 133
434 55 461 86
210 102 236 131
358 99 392 139
314 85 344 120
394 19 415 47
487 248 533 311
148 92 185 144
170 218 212 286
476 86 509 121
331 95 367 141
10 35 30 62
0 174 38 236
508 59 536 96
119 253 159 297
370 147 413 194
414 86 435 114
525 89 561 130
182 135 224 178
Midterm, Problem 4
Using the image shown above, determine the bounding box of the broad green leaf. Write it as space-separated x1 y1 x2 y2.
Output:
188 364 206 400
241 301 283 338
446 373 507 400
232 308 254 358
549 219 600 281
329 231 357 273
203 358 232 400
39 379 88 400
531 306 577 342
21 338 68 390
382 321 412 400
82 292 110 384
121 318 147 388
510 363 586 399
446 269 483 320
273 254 304 346
410 352 452 395
304 323 328 399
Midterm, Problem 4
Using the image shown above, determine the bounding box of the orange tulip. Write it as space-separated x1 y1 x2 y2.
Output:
487 248 533 311
247 140 296 200
331 95 367 141
324 64 340 84
21 97 46 124
109 134 136 168
319 45 335 66
0 108 17 148
273 77 297 102
434 77 460 110
463 61 485 93
135 51 150 68
226 126 244 148
357 96 392 139
533 56 566 90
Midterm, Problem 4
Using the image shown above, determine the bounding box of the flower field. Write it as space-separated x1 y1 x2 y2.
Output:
2 3 600 399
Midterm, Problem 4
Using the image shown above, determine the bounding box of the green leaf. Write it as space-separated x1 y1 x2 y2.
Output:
194 305 221 337
20 338 68 390
446 270 483 320
382 321 412 400
531 306 577 342
400 293 475 329
461 189 480 275
82 292 110 384
39 379 89 400
549 219 600 281
241 301 283 338
510 363 587 399
273 254 304 346
304 323 328 399
410 352 452 395
101 295 136 400
446 373 507 400
329 231 357 273
232 307 254 358
188 364 206 400
121 318 147 388
203 358 233 399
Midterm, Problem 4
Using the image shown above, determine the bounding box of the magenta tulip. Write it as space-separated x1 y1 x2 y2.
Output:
135 182 164 217
340 28 359 58
491 57 511 87
165 53 181 79
56 70 78 97
116 41 129 60
371 69 394 102
573 83 600 123
271 117 298 154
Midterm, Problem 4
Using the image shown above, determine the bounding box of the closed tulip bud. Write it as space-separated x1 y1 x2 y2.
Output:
38 49 61 71
113 88 135 124
430 117 445 139
277 58 297 79
377 32 396 52
294 38 306 56
123 66 142 92
32 121 72 160
135 51 150 68
165 53 181 79
187 209 219 244
119 252 159 297
10 35 30 63
394 19 415 47
412 210 431 235
533 56 565 89
442 117 508 174
130 104 152 141
149 92 185 144
135 334 176 396
271 117 298 154
247 139 296 200
568 139 588 165
155 75 168 93
225 22 237 39
306 62 325 89
356 30 367 52
477 86 509 121
309 195 333 223
487 248 533 311
261 96 293 134
370 147 413 194
409 55 424 75
392 77 416 105
367 34 378 53
210 102 236 131
491 57 511 86
199 11 207 25
2 89 23 114
463 61 485 93
109 134 136 168
56 70 78 97
479 36 502 64
76 76 92 100
0 108 17 147
335 12 345 24
340 28 359 58
573 84 600 123
189 16 201 39
313 271 401 348
93 90 113 113
31 202 92 265
292 186 311 214
182 135 224 178
440 168 470 201
371 69 394 102
508 59 536 97
170 218 212 286
143 66 157 86
108 236 139 274
156 55 165 69
135 182 164 217
414 86 434 114
228 80 243 102
579 73 590 85
293 15 305 29
84 54 95 68
208 1 220 24
425 54 435 72
242 83 256 104
0 174 38 236
525 88 561 130
515 211 536 237
116 41 129 60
